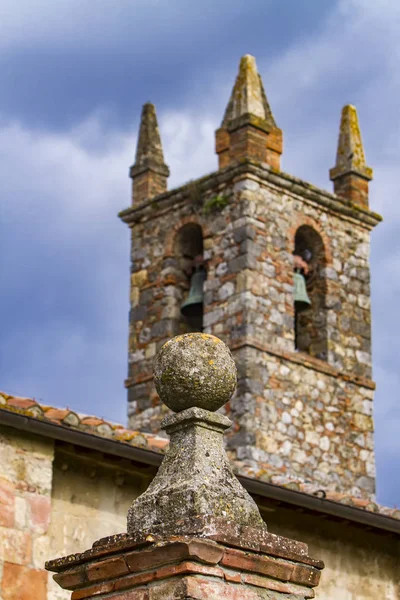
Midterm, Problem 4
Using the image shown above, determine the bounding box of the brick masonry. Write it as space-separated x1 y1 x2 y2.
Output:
47 520 324 600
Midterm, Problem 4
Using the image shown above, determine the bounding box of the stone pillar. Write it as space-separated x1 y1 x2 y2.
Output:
46 334 324 599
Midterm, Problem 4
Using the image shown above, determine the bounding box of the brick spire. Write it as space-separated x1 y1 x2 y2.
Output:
329 104 373 209
216 54 283 170
130 103 170 204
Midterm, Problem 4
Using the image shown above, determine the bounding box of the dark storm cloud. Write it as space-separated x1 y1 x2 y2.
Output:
0 0 330 131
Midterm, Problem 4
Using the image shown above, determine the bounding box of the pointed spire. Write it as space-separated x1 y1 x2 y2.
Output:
130 103 170 205
134 103 166 167
216 55 282 171
221 55 277 129
329 105 372 209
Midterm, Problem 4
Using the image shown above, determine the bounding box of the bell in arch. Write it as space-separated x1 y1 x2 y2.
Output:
181 261 207 319
294 271 311 312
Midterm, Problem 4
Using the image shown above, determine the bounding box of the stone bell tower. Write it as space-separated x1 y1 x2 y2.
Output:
119 55 381 500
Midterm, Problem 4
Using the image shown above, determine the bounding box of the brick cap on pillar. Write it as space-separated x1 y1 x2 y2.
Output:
329 104 373 182
130 103 170 179
46 518 324 599
127 333 265 534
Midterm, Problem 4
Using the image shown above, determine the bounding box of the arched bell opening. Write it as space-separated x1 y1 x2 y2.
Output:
293 226 328 360
174 223 206 333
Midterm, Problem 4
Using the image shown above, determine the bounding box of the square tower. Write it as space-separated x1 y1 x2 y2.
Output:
119 55 381 500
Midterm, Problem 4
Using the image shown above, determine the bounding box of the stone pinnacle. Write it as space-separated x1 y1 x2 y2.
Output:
133 102 169 173
330 104 373 182
221 54 277 128
127 333 265 536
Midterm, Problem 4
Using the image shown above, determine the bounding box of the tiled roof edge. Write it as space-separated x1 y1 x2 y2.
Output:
0 391 398 524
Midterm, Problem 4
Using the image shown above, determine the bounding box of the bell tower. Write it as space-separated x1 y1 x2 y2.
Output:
120 55 381 500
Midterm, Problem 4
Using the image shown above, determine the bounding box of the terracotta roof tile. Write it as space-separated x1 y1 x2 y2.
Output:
147 437 169 450
7 397 38 410
80 417 106 426
45 408 70 422
0 390 398 523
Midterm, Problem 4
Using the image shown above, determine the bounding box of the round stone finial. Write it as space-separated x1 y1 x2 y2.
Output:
154 333 237 412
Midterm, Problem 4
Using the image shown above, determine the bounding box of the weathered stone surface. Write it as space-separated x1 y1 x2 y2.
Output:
330 105 372 180
127 403 264 533
329 105 372 208
126 334 265 534
2 562 48 600
46 516 311 573
0 426 53 599
154 333 237 412
221 55 276 127
215 55 283 171
130 103 170 205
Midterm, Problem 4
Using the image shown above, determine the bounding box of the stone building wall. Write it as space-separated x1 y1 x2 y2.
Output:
0 425 154 600
261 500 400 600
0 422 397 600
121 162 378 498
203 174 373 379
46 443 153 600
0 425 54 600
226 346 375 497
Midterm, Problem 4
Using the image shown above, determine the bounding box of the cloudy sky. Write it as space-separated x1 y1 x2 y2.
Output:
1 0 399 507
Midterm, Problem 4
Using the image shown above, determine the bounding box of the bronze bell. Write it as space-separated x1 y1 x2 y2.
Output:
294 271 311 312
181 266 206 318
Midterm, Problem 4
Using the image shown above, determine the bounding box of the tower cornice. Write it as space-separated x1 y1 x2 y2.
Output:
119 160 382 230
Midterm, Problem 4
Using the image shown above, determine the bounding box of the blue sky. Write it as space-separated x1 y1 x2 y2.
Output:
1 0 399 507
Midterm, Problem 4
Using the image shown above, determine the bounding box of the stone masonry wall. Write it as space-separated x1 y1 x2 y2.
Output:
122 162 377 499
201 175 373 377
0 425 54 600
0 421 396 599
0 425 153 600
262 500 400 600
47 443 152 600
226 346 375 497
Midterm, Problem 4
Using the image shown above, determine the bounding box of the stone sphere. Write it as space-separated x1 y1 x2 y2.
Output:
154 333 237 412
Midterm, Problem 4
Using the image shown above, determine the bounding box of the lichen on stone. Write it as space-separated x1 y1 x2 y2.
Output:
154 333 237 413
